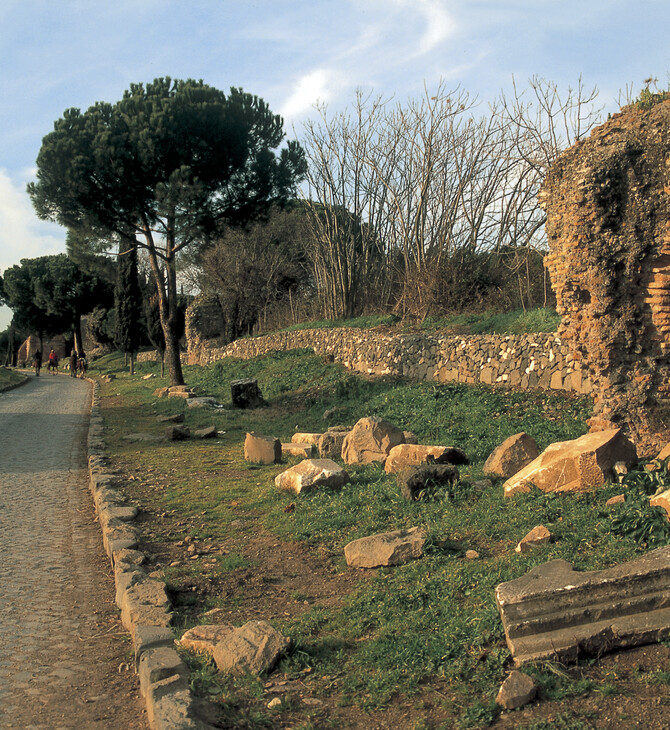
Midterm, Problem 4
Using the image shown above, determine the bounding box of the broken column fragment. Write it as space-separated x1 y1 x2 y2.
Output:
495 546 670 666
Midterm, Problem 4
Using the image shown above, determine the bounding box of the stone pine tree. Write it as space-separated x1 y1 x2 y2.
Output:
114 240 142 374
28 77 306 386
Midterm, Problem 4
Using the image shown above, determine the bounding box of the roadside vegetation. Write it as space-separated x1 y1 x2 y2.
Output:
90 349 670 729
279 308 561 336
0 366 24 389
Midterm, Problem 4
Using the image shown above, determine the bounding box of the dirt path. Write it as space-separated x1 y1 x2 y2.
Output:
0 374 146 729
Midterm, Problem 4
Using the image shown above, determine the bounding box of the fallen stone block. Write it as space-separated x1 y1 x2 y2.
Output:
275 459 348 495
194 426 218 439
291 432 322 445
212 620 291 676
244 432 281 464
344 527 426 568
495 546 670 666
402 431 418 444
317 429 350 459
165 425 191 441
606 493 625 506
187 397 218 408
503 428 637 497
650 488 670 519
396 464 459 501
484 432 539 479
168 390 195 400
177 624 235 656
515 525 551 553
385 444 468 474
231 378 266 409
496 671 537 710
341 417 405 465
153 387 169 398
281 442 316 458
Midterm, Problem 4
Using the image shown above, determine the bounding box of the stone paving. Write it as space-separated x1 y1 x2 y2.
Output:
0 374 146 729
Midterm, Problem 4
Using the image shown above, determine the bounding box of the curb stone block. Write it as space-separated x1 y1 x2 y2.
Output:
87 379 216 728
133 625 176 664
139 647 188 695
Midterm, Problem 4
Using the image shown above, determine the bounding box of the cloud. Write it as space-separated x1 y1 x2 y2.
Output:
279 68 343 120
0 169 65 273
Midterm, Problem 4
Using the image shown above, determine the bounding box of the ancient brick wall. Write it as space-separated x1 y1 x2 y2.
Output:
540 99 670 455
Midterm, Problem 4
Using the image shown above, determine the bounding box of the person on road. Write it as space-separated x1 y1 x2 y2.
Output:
33 349 42 376
47 348 59 375
77 351 87 378
69 350 78 377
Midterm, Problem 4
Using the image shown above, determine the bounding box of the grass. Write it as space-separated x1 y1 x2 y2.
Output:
271 307 561 337
0 366 26 389
89 348 664 728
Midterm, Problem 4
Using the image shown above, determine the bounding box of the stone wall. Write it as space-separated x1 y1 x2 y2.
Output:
540 99 670 455
162 322 591 395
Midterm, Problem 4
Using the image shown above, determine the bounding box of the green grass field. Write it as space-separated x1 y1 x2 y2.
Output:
90 349 670 728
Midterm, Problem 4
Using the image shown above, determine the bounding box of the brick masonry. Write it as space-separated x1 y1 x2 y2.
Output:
540 99 670 455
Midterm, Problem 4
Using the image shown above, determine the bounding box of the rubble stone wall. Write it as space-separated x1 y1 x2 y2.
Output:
138 320 592 395
540 99 670 455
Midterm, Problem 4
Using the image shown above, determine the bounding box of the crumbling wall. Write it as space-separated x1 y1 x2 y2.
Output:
540 99 670 455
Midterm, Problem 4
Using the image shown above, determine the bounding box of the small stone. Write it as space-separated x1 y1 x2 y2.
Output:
465 550 479 560
515 525 551 553
606 493 625 506
267 697 282 709
496 671 537 709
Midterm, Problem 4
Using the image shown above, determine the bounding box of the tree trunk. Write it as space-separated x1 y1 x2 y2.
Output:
73 317 83 356
143 219 184 386
129 351 135 375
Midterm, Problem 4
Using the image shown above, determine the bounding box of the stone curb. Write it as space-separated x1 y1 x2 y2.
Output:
85 379 215 730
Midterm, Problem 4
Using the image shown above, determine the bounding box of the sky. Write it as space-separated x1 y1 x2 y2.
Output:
1 0 670 330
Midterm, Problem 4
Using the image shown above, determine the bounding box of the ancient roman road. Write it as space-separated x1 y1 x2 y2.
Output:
0 374 146 729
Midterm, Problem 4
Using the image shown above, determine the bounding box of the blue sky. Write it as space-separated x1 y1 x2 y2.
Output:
1 0 670 329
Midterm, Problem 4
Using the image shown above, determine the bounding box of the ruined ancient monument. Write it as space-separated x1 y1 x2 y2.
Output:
540 99 670 456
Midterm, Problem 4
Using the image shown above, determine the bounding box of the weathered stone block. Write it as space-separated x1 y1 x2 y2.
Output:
396 464 459 501
495 546 670 666
231 378 266 408
385 444 468 474
212 620 291 675
503 428 637 497
484 432 539 479
344 527 426 568
341 417 405 465
275 459 348 494
244 432 281 464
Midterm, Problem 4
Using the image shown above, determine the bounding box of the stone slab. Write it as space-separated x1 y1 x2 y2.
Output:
495 546 670 666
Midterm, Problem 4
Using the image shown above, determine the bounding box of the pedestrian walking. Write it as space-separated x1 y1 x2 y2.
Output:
33 349 42 376
69 350 78 377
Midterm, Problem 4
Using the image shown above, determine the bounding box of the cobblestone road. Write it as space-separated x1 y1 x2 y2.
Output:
0 374 146 729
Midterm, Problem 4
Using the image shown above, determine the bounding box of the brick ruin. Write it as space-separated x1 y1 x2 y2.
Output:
540 99 670 456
